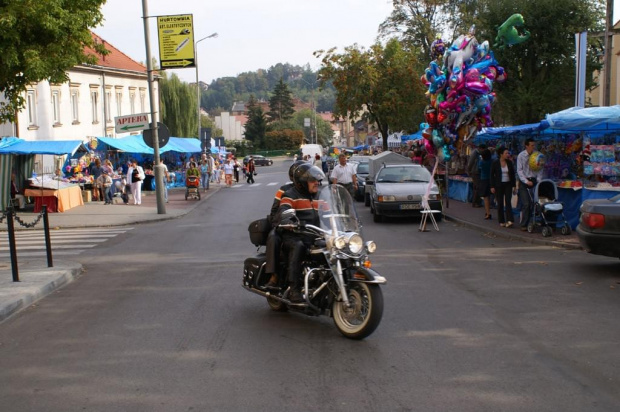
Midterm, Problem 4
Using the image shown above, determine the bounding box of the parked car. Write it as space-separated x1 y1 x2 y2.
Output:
368 164 442 223
576 193 620 258
351 160 370 201
243 155 273 166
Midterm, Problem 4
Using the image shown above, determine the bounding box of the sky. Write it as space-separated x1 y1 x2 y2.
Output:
95 0 394 85
95 0 620 85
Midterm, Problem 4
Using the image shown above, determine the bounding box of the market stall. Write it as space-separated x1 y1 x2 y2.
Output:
24 185 83 213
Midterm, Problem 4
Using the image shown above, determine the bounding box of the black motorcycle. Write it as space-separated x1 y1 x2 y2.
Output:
243 185 386 340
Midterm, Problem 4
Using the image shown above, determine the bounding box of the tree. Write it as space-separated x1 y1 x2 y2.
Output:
316 38 427 152
159 72 197 137
244 95 267 148
267 78 295 122
0 0 107 122
271 108 334 147
263 129 304 150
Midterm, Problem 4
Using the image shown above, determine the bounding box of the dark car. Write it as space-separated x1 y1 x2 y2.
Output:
352 161 369 201
369 164 442 223
577 193 620 258
243 155 273 166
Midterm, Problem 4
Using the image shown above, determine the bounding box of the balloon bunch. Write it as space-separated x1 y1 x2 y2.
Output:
420 28 507 161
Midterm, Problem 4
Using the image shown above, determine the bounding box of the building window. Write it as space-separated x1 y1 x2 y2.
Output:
71 89 79 124
91 90 99 123
116 90 122 117
105 90 112 123
27 90 37 126
140 91 146 113
51 90 61 125
130 92 136 114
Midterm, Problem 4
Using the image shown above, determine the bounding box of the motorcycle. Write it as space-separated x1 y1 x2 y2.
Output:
243 184 386 340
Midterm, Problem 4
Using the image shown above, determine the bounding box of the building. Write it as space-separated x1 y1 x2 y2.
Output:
0 32 157 141
586 20 620 106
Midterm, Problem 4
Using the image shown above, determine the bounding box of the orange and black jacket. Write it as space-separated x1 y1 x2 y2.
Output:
269 182 294 225
274 186 322 229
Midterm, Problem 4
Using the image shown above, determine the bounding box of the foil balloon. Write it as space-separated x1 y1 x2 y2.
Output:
529 151 545 172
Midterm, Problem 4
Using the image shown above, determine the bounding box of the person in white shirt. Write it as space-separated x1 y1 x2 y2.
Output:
330 154 358 197
127 160 146 205
516 138 544 230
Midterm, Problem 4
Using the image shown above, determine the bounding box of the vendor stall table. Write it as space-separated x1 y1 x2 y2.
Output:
24 185 84 213
448 176 472 203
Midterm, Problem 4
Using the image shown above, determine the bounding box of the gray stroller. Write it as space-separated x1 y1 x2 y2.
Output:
526 179 571 237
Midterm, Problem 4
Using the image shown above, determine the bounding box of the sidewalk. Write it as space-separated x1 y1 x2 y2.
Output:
0 184 222 323
0 184 582 323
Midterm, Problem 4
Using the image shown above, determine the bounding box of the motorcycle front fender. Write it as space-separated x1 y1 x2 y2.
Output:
349 266 387 285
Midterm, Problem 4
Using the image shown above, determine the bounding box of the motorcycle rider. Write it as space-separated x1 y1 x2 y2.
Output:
264 160 306 288
274 164 326 302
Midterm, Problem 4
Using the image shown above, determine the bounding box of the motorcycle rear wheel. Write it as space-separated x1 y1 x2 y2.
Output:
333 282 383 340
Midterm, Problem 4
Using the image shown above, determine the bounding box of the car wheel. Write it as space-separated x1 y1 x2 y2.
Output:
371 203 383 223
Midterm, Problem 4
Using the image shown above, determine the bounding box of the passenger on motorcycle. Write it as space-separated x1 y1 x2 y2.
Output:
264 160 306 288
274 164 326 302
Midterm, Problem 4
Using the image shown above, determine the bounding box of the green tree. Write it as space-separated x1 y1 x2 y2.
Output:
272 108 334 147
244 95 267 148
0 0 107 122
263 129 304 150
267 78 295 122
159 72 197 137
475 0 604 124
316 38 427 152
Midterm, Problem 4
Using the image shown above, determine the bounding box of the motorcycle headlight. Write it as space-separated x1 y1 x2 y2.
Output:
334 235 347 250
365 241 377 254
348 234 363 254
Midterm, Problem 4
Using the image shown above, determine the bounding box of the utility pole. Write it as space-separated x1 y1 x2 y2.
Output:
603 0 614 106
195 33 218 144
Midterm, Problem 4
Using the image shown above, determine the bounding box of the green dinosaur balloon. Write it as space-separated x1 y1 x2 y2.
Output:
494 13 530 49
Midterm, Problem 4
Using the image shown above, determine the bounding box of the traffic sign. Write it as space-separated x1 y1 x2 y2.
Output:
157 14 195 69
143 122 171 149
115 113 150 134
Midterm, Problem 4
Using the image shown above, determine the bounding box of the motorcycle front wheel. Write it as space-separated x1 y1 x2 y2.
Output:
333 282 383 340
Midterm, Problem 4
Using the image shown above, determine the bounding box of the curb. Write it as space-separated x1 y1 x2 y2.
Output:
0 261 83 323
444 214 583 251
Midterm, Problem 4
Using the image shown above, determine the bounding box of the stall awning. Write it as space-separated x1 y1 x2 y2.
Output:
541 106 620 131
97 135 203 154
0 137 83 155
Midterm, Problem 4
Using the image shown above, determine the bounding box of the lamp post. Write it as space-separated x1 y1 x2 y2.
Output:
195 32 218 147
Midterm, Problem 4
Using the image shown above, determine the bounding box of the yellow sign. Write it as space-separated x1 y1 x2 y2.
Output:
157 14 195 69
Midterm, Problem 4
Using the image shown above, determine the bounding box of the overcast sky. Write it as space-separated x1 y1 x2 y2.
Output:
95 0 620 85
95 0 393 84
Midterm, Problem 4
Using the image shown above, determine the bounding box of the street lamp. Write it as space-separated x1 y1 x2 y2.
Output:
195 32 218 148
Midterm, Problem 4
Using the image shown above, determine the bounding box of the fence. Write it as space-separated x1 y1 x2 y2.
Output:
2 205 53 282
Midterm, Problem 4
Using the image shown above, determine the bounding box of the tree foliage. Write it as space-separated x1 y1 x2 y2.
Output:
267 78 296 122
271 108 334 147
244 95 268 147
0 0 107 122
263 129 304 151
316 38 427 151
159 72 198 137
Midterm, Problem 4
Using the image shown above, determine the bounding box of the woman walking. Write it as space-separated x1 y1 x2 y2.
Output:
490 147 517 227
223 159 234 187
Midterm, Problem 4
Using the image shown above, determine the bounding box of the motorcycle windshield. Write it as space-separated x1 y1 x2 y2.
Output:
317 184 362 235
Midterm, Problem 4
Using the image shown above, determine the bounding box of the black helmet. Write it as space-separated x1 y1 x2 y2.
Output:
289 160 306 181
293 164 325 194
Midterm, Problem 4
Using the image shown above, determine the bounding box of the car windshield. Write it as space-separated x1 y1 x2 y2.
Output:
376 167 430 183
356 163 369 174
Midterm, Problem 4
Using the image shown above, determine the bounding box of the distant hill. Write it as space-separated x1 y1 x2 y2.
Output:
203 62 336 115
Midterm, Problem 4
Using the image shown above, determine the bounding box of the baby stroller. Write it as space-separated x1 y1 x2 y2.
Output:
526 179 571 237
185 175 201 200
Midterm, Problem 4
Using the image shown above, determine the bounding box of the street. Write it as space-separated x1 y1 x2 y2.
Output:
0 159 619 411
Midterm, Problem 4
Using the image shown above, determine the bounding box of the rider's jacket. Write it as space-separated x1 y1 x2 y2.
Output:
275 186 323 229
269 182 294 225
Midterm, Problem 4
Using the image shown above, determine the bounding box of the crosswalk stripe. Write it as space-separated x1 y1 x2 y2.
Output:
267 182 278 186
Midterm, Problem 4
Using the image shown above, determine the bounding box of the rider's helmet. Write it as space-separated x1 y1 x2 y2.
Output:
289 160 306 181
293 164 326 194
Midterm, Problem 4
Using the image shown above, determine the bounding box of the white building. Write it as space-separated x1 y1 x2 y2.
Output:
0 32 158 141
214 112 245 141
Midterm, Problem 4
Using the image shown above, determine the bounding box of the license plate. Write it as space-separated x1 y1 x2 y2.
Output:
400 203 421 210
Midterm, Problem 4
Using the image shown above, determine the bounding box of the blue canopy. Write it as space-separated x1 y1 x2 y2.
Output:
0 137 83 155
541 106 620 131
401 131 423 141
97 135 202 154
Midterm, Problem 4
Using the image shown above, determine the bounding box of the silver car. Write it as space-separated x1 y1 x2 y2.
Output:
369 164 442 222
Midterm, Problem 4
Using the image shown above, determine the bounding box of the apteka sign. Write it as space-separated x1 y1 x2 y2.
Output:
114 113 150 133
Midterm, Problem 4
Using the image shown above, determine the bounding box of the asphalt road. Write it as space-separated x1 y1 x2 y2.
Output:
0 159 619 411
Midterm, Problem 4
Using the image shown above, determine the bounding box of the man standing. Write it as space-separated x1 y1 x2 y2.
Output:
330 154 358 198
159 158 170 202
466 143 486 207
517 138 543 231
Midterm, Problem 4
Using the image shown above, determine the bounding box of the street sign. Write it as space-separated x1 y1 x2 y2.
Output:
143 122 171 149
115 113 150 134
200 128 212 151
157 14 195 69
214 137 225 147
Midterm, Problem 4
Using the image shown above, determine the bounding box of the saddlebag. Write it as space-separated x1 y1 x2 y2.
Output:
243 254 267 287
248 217 271 246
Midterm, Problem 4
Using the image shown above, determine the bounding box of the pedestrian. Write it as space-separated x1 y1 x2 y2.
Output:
97 170 113 204
127 160 145 205
200 159 210 192
90 158 104 201
411 148 423 165
10 173 26 210
517 138 544 231
466 143 486 208
159 157 170 203
233 157 240 183
478 148 493 220
490 147 516 228
223 159 234 187
330 153 358 197
314 153 322 168
246 157 256 184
